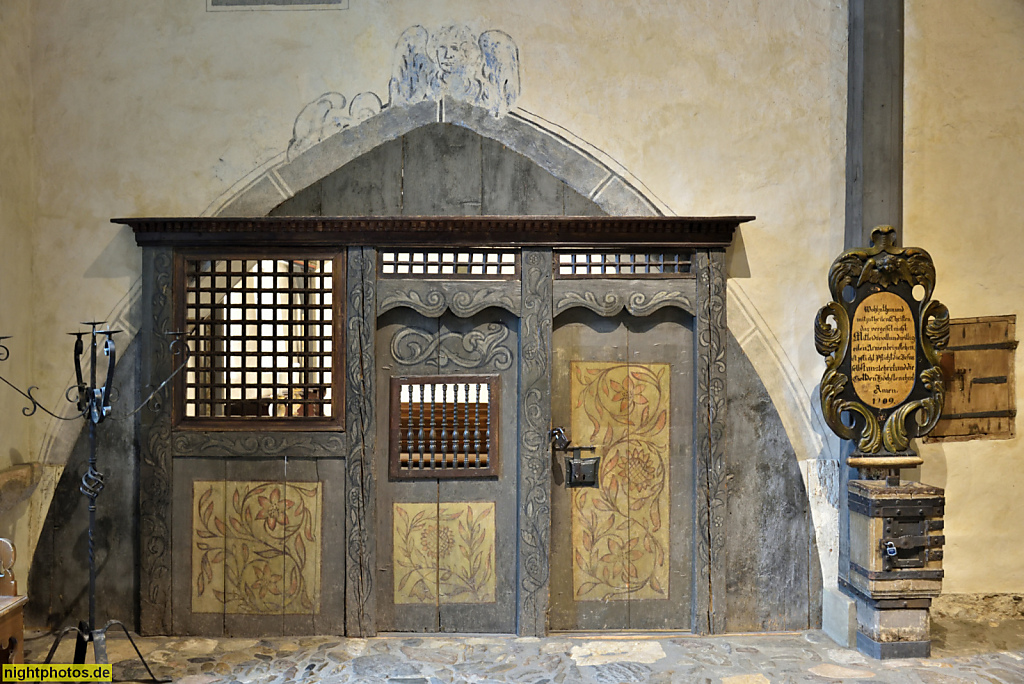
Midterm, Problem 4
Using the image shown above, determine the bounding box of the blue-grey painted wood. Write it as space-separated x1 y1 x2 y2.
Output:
139 246 175 635
346 246 377 636
553 279 697 318
694 249 728 634
378 279 522 318
517 248 553 636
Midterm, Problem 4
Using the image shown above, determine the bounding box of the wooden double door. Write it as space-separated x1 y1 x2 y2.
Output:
375 308 518 632
549 308 695 630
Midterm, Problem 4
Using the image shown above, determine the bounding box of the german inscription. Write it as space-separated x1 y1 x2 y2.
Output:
851 292 916 408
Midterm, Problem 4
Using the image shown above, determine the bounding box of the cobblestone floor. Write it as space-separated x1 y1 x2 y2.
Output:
23 618 1024 683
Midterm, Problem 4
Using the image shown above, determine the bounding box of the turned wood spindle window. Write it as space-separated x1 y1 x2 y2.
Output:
176 253 343 429
554 250 693 277
389 376 499 479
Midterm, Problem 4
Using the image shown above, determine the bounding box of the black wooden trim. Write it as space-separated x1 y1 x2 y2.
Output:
938 410 1016 420
848 493 945 518
120 216 752 248
945 342 1018 351
850 561 943 581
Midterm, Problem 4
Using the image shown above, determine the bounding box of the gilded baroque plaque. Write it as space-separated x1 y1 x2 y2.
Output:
851 292 917 408
814 227 950 456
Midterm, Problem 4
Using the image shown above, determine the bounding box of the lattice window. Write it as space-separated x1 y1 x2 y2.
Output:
379 250 519 278
176 253 343 428
389 376 499 479
554 250 693 278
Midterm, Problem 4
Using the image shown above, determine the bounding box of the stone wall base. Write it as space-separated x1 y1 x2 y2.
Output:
932 594 1024 620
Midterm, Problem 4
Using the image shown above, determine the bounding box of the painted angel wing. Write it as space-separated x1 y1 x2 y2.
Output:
478 30 520 117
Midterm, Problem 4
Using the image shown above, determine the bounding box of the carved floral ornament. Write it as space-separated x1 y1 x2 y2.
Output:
814 227 950 458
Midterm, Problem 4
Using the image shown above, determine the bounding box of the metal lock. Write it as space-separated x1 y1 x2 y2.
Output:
551 427 599 488
564 448 600 488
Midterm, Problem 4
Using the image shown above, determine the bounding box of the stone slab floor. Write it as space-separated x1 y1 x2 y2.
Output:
23 618 1024 683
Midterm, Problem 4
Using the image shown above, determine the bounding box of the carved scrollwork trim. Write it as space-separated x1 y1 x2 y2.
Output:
377 280 521 318
694 249 728 634
517 249 552 636
828 226 936 303
346 246 376 636
391 323 514 371
171 431 346 458
553 280 696 318
138 246 174 634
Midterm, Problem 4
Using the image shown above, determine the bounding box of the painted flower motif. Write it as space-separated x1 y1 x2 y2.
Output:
437 525 455 557
254 487 294 532
250 562 282 600
599 535 644 583
616 448 658 495
419 524 456 558
609 376 648 416
420 524 438 557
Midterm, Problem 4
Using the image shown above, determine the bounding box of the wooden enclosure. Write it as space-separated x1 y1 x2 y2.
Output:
125 215 752 636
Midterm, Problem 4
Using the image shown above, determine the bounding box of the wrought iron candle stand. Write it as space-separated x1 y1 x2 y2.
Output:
0 324 185 680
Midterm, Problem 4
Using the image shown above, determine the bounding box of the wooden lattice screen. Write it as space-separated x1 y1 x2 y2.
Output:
379 249 519 278
554 250 693 278
389 376 499 479
176 253 343 428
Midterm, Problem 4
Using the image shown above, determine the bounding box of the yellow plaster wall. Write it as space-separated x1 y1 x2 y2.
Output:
0 0 40 578
905 0 1024 594
11 1 851 590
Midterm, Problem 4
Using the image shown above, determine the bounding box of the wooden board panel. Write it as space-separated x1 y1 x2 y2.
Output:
928 315 1016 441
481 138 564 215
222 459 287 637
375 309 440 632
438 311 518 633
403 124 482 216
724 333 815 632
321 138 403 216
172 458 225 636
549 308 694 630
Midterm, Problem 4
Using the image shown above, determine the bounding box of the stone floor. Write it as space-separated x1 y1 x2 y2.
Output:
22 618 1024 683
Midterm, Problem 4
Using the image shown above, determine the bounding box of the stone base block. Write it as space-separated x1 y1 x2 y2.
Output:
823 586 857 648
856 600 930 643
856 630 930 659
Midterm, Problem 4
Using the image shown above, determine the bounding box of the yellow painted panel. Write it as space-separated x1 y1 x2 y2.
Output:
192 481 226 614
570 362 670 602
393 501 496 605
192 480 322 615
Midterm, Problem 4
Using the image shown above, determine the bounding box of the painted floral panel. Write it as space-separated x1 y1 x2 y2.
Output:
393 502 495 605
570 362 670 601
192 480 322 615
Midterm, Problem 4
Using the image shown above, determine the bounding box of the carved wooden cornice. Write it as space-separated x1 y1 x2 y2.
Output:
118 216 753 248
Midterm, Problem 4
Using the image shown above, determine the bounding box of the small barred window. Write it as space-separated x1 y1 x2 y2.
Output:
389 376 499 479
380 250 518 278
176 253 343 428
554 250 692 278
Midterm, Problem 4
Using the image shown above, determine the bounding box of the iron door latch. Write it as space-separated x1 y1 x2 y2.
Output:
551 427 600 488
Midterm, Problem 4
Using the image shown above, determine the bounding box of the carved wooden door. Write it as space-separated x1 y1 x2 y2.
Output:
549 308 695 630
375 308 518 632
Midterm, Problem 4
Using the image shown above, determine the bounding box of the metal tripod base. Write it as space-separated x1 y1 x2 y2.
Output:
43 620 168 682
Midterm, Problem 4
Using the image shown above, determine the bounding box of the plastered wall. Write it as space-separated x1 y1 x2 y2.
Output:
62 0 1024 610
5 0 851 596
905 0 1024 594
0 0 42 571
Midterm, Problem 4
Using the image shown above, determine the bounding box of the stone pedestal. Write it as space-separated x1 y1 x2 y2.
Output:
845 480 944 659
